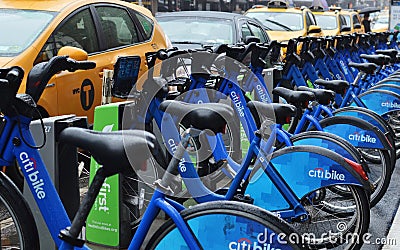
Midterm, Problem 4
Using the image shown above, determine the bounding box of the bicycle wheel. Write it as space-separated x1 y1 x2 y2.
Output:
292 185 370 250
146 201 303 249
0 172 39 249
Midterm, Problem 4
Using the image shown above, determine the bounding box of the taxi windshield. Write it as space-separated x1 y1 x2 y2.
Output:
246 12 303 31
157 16 234 45
0 9 57 56
315 15 338 30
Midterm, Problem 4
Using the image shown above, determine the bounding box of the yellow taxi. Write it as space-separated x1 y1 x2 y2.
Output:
0 0 169 123
244 0 323 43
341 9 364 33
311 6 351 36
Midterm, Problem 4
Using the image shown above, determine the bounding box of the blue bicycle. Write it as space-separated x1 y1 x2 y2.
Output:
0 56 303 249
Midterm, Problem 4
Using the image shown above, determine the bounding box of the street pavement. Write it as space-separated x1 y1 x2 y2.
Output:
365 161 400 249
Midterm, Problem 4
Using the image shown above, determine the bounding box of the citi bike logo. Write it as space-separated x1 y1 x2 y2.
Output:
348 131 377 144
381 101 400 109
339 60 349 75
229 229 282 250
168 139 186 172
256 84 269 103
231 91 245 117
19 152 46 199
308 167 345 181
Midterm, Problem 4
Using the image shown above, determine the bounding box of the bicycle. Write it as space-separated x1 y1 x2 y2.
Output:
112 48 373 248
0 56 302 249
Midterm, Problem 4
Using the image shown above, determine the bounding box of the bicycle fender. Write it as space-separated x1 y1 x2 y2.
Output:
375 78 400 85
369 84 400 96
317 116 390 150
333 106 396 148
333 106 392 136
246 145 371 212
290 131 362 163
356 89 400 116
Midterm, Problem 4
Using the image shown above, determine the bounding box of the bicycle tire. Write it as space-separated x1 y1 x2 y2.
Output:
293 185 370 249
0 171 39 249
145 201 303 249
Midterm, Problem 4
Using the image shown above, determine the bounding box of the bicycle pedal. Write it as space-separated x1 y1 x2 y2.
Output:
233 194 254 204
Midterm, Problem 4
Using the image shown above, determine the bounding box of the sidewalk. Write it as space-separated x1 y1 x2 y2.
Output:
382 205 400 249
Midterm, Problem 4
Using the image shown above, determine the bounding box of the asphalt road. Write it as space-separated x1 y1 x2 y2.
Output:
364 160 400 250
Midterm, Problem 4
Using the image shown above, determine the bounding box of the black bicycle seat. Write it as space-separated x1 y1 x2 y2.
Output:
375 49 398 61
314 79 349 95
159 100 233 134
360 54 391 66
59 128 155 176
272 87 315 108
348 62 378 75
297 86 335 105
247 101 296 127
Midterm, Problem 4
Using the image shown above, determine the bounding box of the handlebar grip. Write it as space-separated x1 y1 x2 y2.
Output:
6 66 24 85
74 61 96 70
157 49 168 60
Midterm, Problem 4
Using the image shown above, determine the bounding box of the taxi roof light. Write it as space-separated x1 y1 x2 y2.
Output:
309 5 325 12
251 4 268 9
329 6 342 11
267 0 289 9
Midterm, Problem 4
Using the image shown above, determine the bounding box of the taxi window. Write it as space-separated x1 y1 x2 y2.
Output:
315 15 337 30
344 15 350 26
241 23 252 39
246 12 303 31
96 6 139 50
306 11 317 26
0 9 56 57
248 23 268 43
339 15 347 28
34 8 98 64
353 14 361 26
135 13 154 40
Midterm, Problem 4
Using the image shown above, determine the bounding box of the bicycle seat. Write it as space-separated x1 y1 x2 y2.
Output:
297 86 335 105
375 49 398 61
59 127 155 176
360 54 391 66
348 62 378 75
272 87 315 108
159 100 233 134
247 101 296 127
314 79 349 95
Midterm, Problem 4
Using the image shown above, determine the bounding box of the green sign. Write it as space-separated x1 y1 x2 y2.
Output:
86 103 120 246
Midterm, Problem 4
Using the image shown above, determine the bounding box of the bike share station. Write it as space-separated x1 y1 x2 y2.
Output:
21 57 141 249
24 115 88 249
84 56 144 248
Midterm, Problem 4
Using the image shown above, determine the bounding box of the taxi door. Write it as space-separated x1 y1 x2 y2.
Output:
49 5 163 123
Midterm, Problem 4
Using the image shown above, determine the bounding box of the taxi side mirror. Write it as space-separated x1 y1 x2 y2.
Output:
341 26 351 32
57 46 88 61
245 35 260 44
308 25 322 34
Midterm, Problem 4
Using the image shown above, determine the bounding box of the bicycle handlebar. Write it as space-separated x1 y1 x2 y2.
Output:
26 56 96 103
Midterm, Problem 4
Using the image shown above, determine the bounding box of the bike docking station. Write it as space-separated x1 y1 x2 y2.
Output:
85 56 143 248
24 115 88 249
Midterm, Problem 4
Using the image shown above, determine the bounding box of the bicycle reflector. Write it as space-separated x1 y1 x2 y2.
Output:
344 157 369 181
